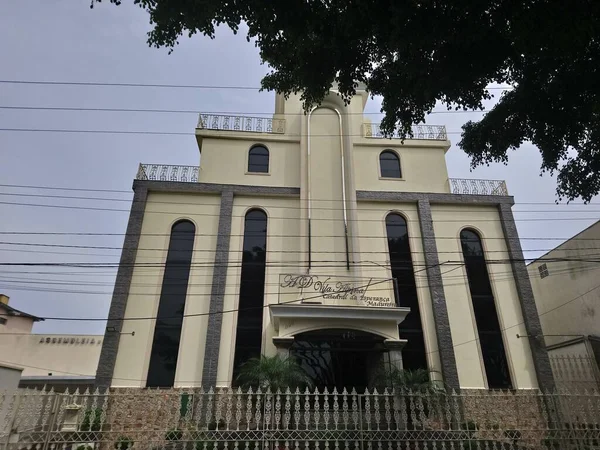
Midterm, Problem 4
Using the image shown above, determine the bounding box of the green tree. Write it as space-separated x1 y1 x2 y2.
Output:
91 0 600 202
235 355 312 391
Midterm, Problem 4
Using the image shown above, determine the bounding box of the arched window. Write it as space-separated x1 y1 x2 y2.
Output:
248 145 269 173
385 213 427 370
232 209 268 381
147 220 195 388
380 150 401 178
460 229 512 389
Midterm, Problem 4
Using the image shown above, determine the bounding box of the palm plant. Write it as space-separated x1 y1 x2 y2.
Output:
374 366 444 393
235 355 312 391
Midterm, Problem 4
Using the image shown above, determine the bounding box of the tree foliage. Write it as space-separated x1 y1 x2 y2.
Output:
92 0 600 201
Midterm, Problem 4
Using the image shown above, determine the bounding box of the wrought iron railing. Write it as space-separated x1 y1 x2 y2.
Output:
197 113 286 134
1 386 599 449
136 164 199 183
363 123 447 140
449 178 509 196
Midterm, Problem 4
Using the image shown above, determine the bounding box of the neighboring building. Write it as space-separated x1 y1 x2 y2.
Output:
97 85 554 392
0 294 102 391
528 220 600 388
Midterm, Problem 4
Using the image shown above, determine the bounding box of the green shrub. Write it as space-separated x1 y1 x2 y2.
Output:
114 436 134 450
80 408 102 432
76 445 94 450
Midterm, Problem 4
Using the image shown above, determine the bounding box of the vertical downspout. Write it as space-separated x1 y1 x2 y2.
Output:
307 107 317 273
334 108 350 270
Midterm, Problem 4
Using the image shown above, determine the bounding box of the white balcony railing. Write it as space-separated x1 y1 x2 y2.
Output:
197 113 286 134
136 164 199 183
363 123 447 140
449 178 508 196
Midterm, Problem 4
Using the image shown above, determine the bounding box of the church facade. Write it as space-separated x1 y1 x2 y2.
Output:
96 87 554 391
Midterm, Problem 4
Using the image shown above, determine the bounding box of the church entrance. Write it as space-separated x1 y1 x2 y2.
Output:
290 329 386 392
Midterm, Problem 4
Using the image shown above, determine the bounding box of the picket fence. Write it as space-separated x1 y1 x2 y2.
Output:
1 387 599 450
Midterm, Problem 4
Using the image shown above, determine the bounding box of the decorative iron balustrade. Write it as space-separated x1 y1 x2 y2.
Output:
137 164 199 183
363 123 447 140
1 386 599 449
449 178 509 196
197 113 286 134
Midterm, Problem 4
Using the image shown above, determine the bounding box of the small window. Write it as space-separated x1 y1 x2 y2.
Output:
380 150 402 178
0 317 6 325
248 145 269 173
538 263 549 279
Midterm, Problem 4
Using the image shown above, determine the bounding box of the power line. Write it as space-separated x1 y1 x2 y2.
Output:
1 231 598 241
3 240 600 256
0 280 594 386
0 79 514 91
0 105 490 116
0 183 597 207
1 192 599 214
2 200 599 223
0 127 463 136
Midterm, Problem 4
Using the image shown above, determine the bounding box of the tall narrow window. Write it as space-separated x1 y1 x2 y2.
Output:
232 210 268 381
386 214 428 370
460 229 512 389
248 145 269 173
147 220 195 387
380 150 401 178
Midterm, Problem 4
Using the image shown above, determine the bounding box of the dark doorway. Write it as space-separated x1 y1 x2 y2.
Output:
290 329 386 392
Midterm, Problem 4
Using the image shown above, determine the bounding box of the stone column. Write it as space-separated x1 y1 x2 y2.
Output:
273 337 295 358
201 190 234 388
498 203 555 390
417 199 461 389
384 339 408 372
95 184 148 390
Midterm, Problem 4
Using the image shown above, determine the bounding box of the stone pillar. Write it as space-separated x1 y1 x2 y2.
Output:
95 184 148 390
273 337 295 358
498 203 555 390
417 199 461 389
385 339 408 372
201 190 234 388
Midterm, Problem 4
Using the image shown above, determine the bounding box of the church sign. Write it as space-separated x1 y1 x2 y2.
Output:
278 274 396 307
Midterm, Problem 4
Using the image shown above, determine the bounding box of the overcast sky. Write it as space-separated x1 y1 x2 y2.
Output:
0 0 598 335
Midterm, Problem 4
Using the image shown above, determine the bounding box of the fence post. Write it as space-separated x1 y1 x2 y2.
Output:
42 392 60 450
358 393 364 450
2 390 22 450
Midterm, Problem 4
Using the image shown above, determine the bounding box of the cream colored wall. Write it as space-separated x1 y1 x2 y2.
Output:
0 314 34 335
352 144 450 193
431 205 538 389
216 196 302 388
279 318 398 341
198 137 301 188
0 334 101 377
111 192 221 388
309 107 348 276
528 221 600 348
354 202 443 381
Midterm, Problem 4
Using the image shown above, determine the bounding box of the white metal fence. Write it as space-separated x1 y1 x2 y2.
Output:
1 387 599 450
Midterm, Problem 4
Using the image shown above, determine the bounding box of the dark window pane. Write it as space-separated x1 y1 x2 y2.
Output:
385 213 427 370
380 150 402 178
460 229 512 389
248 146 269 173
147 220 195 388
232 210 268 382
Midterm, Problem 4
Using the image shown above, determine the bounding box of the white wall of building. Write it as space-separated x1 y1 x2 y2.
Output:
528 221 600 349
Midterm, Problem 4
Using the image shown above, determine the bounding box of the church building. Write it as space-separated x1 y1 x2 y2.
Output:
96 85 554 392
